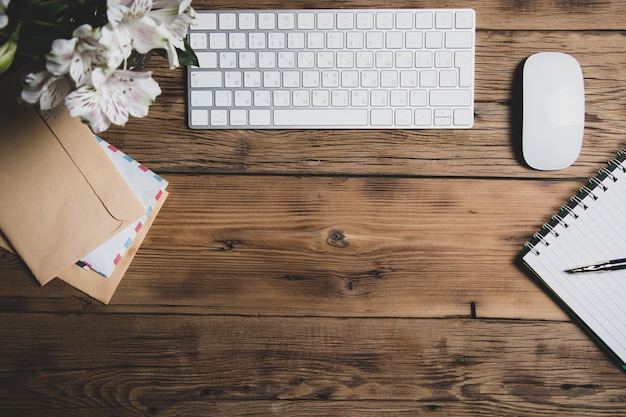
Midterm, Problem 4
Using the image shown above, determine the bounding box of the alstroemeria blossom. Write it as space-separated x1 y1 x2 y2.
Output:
65 68 162 133
46 25 119 87
21 71 73 110
148 0 196 68
6 0 195 132
101 0 169 61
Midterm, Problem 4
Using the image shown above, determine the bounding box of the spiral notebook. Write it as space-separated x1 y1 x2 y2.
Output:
519 150 626 369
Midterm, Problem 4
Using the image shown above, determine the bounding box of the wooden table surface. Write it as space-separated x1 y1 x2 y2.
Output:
2 0 626 415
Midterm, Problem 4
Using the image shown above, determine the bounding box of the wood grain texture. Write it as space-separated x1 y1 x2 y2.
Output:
1 315 625 416
2 1 626 416
1 175 580 319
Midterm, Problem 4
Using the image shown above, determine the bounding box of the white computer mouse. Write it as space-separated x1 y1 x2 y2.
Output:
522 52 585 170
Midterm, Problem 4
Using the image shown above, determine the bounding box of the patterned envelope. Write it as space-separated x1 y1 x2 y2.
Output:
77 137 168 277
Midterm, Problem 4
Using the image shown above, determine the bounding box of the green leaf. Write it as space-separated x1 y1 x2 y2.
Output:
177 38 198 67
32 1 70 18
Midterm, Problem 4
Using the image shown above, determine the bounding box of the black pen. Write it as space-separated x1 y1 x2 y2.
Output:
566 258 626 273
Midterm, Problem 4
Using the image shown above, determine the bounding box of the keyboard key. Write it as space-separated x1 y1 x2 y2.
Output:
376 12 394 29
196 52 217 68
190 71 222 88
430 89 472 106
230 109 247 126
289 33 306 49
317 12 335 29
356 12 374 29
366 32 384 49
395 109 413 125
191 109 209 126
415 109 432 125
455 50 473 87
229 33 246 49
395 51 412 68
405 32 423 49
192 13 217 30
425 31 443 48
248 33 265 49
415 12 433 29
189 33 207 50
210 110 228 126
298 12 315 29
308 32 325 49
455 11 474 29
191 90 213 107
259 13 276 29
274 109 368 126
278 13 296 29
219 13 236 30
337 12 354 29
210 33 227 49
396 12 414 29
371 109 393 125
239 13 256 30
250 109 271 125
410 90 428 106
435 12 454 29
454 108 473 126
446 31 473 48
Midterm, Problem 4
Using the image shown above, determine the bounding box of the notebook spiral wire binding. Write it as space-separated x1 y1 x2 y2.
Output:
523 149 626 256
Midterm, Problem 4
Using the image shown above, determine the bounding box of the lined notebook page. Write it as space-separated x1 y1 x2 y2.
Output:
521 151 626 368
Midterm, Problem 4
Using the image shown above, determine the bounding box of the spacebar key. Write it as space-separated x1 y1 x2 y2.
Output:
274 109 368 127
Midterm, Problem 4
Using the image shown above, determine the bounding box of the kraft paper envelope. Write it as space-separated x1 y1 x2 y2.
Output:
0 191 167 303
0 190 168 304
0 72 145 285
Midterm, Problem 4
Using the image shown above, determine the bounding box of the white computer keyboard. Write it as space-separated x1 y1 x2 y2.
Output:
187 9 475 129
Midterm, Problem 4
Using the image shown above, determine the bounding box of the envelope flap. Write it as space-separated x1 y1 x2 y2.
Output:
42 111 145 222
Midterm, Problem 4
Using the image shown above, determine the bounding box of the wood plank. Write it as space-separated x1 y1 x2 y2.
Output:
1 314 625 416
191 0 626 30
0 175 587 319
106 31 626 179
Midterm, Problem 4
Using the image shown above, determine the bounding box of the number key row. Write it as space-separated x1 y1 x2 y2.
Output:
190 30 472 51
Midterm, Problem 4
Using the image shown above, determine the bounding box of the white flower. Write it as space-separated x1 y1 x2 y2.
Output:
21 71 73 110
46 25 120 87
148 0 196 68
0 0 9 29
100 0 169 62
65 67 162 133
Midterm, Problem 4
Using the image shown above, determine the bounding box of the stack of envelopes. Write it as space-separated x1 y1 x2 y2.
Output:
0 71 168 304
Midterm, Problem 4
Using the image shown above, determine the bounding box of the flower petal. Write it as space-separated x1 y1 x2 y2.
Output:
127 16 168 53
66 87 112 133
21 72 50 104
65 68 161 132
46 38 77 75
0 0 8 28
100 23 133 60
106 69 161 118
39 76 72 110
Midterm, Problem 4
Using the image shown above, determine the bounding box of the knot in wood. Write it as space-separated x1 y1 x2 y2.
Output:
326 229 349 248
